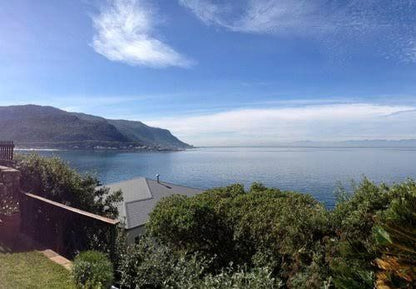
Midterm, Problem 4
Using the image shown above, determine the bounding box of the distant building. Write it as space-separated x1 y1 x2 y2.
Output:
101 177 203 243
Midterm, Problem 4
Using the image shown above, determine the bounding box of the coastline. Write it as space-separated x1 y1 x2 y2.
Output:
15 145 191 153
13 140 193 152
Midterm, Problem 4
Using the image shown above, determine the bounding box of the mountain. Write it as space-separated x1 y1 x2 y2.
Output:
0 105 191 150
290 140 416 148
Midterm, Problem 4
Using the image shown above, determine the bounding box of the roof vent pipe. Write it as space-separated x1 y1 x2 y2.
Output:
156 174 160 183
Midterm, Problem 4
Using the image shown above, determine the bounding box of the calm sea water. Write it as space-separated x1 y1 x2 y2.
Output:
29 147 416 207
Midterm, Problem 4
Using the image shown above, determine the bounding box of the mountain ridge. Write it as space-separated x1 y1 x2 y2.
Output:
0 105 191 151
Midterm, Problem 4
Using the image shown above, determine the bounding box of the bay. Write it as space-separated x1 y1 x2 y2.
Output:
29 146 416 208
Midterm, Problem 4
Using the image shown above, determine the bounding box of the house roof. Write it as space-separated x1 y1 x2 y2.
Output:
102 177 203 229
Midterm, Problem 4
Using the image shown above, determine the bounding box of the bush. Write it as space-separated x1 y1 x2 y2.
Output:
198 267 282 289
118 235 209 289
328 178 388 288
373 180 416 287
147 184 332 286
15 154 123 258
147 193 234 268
72 251 114 289
329 179 416 288
0 187 19 217
116 179 416 288
118 236 280 289
16 153 122 218
166 266 281 289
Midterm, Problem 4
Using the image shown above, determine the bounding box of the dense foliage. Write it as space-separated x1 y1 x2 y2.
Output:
72 251 114 289
15 154 122 258
145 183 332 287
328 179 416 288
116 235 281 289
112 179 416 288
0 185 19 217
15 154 415 288
373 181 416 288
16 153 122 218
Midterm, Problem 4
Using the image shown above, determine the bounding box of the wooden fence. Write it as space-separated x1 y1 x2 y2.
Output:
0 141 14 161
20 192 119 260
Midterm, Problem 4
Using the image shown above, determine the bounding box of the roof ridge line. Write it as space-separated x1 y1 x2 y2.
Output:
145 177 204 191
143 177 153 199
124 201 130 229
124 197 153 205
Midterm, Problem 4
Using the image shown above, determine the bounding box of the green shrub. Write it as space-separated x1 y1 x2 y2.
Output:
118 236 174 289
164 266 282 289
72 251 114 289
116 179 416 288
147 183 332 286
147 193 234 268
329 179 416 288
15 154 123 258
16 153 122 219
118 235 209 289
0 186 19 217
328 178 388 288
199 267 282 289
373 180 416 287
118 236 280 289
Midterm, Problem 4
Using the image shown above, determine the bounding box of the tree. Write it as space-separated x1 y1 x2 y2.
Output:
15 154 123 258
16 153 122 218
147 183 332 286
373 180 416 288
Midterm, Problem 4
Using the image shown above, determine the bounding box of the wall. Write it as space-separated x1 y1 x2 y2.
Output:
126 225 146 244
0 165 21 201
0 165 119 260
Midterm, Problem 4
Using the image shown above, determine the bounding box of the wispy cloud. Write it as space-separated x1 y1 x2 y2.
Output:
146 103 416 146
179 0 324 34
179 0 416 62
92 0 193 68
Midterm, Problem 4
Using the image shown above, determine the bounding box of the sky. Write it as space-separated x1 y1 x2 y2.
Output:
1 0 416 146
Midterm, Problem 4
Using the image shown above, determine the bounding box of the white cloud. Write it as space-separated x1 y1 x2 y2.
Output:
146 103 416 146
92 0 193 68
179 0 341 34
179 0 416 62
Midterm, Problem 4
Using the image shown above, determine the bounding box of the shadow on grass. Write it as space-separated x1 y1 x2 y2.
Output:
0 233 47 254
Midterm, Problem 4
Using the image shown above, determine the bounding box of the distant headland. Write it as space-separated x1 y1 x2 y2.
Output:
0 105 192 151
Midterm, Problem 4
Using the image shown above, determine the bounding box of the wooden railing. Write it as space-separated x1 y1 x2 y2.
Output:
0 141 14 161
20 192 120 259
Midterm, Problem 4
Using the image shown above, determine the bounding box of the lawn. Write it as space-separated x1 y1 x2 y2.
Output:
0 243 75 289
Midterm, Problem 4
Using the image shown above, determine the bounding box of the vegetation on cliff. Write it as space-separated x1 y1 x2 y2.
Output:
10 154 416 288
15 154 122 219
115 179 416 288
0 105 191 150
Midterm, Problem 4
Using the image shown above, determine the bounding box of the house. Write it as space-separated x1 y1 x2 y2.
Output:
102 176 203 243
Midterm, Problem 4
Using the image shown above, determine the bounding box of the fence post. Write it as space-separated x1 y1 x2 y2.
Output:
0 141 14 162
109 224 117 263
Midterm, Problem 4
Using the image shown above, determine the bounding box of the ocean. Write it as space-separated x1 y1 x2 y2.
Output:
28 146 416 208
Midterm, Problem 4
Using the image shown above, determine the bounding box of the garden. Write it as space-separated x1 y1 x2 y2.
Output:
1 154 415 288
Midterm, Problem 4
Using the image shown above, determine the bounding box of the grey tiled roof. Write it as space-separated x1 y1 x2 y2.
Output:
103 177 203 229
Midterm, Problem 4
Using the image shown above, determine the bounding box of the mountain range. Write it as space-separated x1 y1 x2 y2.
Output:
289 140 416 148
0 105 191 150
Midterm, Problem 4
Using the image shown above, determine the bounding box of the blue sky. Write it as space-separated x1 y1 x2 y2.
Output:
1 0 416 145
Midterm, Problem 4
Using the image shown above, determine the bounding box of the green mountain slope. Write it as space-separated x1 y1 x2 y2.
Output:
107 119 188 150
0 105 191 150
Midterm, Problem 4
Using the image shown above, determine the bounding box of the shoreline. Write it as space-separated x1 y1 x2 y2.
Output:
15 145 416 152
15 147 191 153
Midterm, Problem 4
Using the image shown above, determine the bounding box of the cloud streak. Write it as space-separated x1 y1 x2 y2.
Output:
179 0 416 62
179 0 324 34
92 0 193 68
147 103 416 146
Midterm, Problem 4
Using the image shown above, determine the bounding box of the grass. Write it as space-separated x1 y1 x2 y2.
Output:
0 243 75 289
